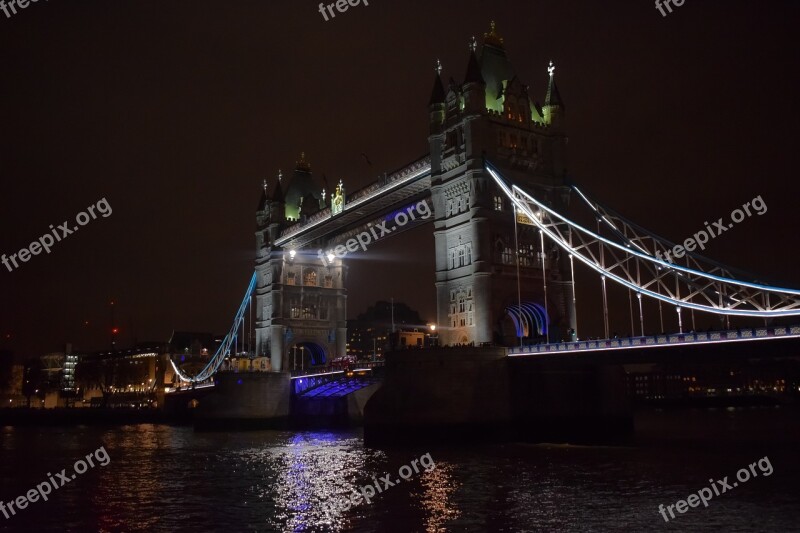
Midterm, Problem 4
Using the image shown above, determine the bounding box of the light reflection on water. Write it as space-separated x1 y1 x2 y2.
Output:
1 408 799 532
250 432 378 531
416 462 461 533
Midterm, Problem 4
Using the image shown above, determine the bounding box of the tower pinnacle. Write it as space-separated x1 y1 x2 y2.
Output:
484 20 504 48
296 152 311 172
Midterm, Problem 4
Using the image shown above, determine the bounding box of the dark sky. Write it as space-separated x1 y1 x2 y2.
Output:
1 0 799 358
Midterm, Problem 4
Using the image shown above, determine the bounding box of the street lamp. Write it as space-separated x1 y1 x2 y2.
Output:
428 324 438 347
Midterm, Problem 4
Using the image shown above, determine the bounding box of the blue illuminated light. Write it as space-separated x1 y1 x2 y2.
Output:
170 271 258 383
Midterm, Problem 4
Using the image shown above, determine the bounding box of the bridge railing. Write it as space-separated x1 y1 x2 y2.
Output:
508 326 800 355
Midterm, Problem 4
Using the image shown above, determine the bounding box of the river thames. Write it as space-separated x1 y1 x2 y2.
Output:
1 407 798 532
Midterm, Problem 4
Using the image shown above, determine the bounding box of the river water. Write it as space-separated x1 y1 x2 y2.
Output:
1 407 798 532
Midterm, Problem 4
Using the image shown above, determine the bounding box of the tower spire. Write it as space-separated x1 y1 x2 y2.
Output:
296 152 311 172
429 59 446 106
464 41 484 85
545 60 564 108
257 178 268 211
271 169 284 201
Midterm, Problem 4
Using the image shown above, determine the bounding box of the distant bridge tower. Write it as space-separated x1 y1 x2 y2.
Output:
428 23 576 346
254 157 348 372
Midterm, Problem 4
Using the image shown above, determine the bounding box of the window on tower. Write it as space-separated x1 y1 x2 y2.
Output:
502 246 514 265
494 196 504 211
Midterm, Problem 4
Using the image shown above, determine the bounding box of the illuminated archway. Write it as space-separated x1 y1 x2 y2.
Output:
292 342 327 368
503 301 549 339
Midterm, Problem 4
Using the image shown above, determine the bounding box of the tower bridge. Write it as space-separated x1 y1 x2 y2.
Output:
169 24 800 440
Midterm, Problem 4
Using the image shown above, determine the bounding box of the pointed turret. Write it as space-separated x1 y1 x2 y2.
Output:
271 169 284 202
543 61 564 126
257 179 268 211
429 60 446 106
463 37 486 113
544 61 564 109
429 59 446 134
464 37 484 84
256 171 285 256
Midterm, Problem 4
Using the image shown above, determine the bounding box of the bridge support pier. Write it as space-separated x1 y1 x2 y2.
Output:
195 372 292 430
364 348 632 446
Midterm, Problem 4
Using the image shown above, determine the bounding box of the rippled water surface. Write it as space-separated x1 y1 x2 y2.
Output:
1 407 799 532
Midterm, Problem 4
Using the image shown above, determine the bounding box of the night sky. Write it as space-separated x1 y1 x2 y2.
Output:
1 0 799 359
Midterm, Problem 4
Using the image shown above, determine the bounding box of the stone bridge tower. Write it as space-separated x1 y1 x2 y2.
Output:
254 156 348 372
429 23 577 346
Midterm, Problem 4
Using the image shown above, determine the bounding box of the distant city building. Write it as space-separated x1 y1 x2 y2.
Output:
63 352 78 392
625 360 800 403
0 349 25 407
76 346 167 407
626 364 687 401
347 301 433 359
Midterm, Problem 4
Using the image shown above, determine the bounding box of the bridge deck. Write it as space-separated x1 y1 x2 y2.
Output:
508 326 800 357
